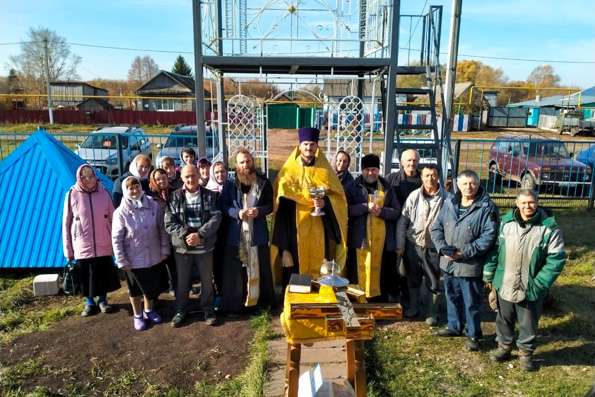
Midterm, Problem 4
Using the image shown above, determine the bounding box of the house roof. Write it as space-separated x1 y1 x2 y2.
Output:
76 98 113 110
508 85 595 108
0 131 113 268
50 81 108 92
135 70 211 96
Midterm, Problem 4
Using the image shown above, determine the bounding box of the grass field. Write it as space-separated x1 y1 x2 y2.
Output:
365 209 595 397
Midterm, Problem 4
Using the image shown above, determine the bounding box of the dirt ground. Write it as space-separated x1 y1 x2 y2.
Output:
0 287 254 395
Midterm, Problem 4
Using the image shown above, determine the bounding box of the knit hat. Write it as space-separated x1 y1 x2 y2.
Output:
361 154 380 170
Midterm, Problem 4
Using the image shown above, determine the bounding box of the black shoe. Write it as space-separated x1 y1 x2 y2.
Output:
519 355 537 372
204 311 217 326
171 312 186 328
436 328 461 337
465 338 480 351
81 305 98 317
490 346 512 362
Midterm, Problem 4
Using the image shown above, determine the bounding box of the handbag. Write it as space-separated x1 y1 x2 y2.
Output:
62 259 81 296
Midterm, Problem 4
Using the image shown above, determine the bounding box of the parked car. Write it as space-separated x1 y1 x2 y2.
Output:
155 124 220 167
75 126 151 179
488 136 591 193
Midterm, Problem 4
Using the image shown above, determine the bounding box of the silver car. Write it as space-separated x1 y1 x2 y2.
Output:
76 126 151 178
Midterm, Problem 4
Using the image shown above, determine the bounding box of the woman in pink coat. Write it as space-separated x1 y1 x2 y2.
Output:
62 165 120 317
112 176 170 331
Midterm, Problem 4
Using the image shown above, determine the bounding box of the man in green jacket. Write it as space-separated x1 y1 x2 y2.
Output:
483 189 566 371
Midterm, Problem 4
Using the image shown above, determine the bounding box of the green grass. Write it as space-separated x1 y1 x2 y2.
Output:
365 210 595 397
0 277 82 345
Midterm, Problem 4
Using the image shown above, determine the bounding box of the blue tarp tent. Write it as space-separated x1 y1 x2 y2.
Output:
0 131 113 269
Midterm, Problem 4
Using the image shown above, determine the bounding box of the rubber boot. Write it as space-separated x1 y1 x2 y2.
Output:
404 288 421 318
425 292 441 326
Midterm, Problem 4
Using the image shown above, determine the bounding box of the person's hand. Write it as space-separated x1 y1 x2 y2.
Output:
485 282 493 291
238 209 249 221
446 250 463 261
370 206 382 217
313 197 325 209
395 248 404 257
186 232 202 247
247 207 259 218
67 256 74 261
282 250 294 268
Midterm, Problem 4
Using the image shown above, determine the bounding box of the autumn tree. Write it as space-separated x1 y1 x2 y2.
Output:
456 60 507 87
128 56 159 84
9 27 81 93
527 65 560 88
236 79 279 98
87 78 138 109
172 55 193 77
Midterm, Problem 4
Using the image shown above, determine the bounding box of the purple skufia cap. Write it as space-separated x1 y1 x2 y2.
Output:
298 127 320 143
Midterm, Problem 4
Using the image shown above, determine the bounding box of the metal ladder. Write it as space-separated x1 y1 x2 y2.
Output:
389 6 453 180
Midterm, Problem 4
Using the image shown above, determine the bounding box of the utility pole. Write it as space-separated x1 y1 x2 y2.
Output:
443 0 462 180
43 37 54 125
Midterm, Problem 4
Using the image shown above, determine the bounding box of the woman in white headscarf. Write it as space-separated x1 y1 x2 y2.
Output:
112 154 153 207
205 161 230 193
112 176 170 331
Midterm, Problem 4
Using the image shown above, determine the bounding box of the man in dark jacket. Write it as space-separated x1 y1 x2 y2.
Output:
164 164 222 327
386 148 422 302
386 149 422 206
484 189 565 371
351 154 401 299
220 149 275 313
431 169 499 351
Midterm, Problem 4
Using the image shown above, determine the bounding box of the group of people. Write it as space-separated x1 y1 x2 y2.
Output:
62 126 566 371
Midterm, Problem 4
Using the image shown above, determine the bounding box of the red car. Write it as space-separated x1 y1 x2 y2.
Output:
488 136 591 193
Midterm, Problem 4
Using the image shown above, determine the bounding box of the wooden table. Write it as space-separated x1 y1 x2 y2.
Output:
280 285 402 397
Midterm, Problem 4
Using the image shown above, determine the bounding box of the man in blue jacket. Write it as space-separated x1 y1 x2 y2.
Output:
431 169 499 351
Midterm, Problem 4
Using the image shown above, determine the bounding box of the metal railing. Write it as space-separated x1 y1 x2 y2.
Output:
0 131 220 180
452 138 595 208
2 131 594 208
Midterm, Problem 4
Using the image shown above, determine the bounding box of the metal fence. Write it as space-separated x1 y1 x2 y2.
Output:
0 130 220 180
452 138 595 208
2 131 595 208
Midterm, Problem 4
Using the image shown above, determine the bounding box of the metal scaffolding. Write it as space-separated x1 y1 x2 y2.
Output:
192 0 448 177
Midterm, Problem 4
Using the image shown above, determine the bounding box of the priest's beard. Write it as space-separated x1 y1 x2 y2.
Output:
236 166 257 186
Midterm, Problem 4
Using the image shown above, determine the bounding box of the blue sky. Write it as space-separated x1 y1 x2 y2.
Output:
1 0 593 88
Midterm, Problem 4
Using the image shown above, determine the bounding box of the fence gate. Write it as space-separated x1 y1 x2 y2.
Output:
226 94 267 173
324 95 366 173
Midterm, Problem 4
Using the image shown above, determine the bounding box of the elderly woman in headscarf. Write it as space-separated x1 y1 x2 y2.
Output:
62 164 121 317
206 161 231 193
112 154 153 207
112 176 170 331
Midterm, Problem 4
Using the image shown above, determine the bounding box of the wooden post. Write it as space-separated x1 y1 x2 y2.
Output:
346 339 355 387
285 343 301 397
353 340 366 397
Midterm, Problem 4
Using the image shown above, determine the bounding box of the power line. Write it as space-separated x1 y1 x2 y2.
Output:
2 40 595 64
